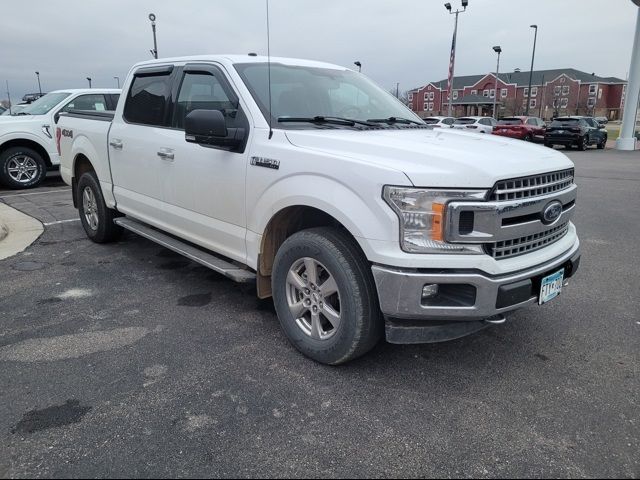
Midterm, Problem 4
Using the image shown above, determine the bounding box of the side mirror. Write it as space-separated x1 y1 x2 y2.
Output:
54 112 60 124
185 109 245 150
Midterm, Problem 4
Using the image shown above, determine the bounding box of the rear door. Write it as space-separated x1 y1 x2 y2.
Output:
157 63 251 263
109 65 176 224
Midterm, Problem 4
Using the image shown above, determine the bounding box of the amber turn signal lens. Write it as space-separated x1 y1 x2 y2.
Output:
431 203 445 241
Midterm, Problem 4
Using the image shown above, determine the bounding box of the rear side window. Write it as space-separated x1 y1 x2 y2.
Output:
526 118 538 126
61 94 108 112
123 72 173 126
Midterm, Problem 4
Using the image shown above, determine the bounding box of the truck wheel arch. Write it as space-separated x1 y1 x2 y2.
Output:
257 205 365 299
71 154 96 207
0 139 52 167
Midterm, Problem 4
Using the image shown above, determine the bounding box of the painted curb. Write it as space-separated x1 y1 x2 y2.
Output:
0 203 44 261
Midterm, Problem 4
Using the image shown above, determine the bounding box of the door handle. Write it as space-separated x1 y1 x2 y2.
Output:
157 149 175 161
109 139 123 149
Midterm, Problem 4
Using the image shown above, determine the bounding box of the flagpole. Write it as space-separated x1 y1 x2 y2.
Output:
447 12 459 117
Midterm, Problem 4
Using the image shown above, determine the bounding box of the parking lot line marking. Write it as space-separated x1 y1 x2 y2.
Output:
43 218 80 226
0 188 71 199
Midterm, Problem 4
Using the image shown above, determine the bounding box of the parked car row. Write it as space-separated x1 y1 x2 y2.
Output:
424 114 608 150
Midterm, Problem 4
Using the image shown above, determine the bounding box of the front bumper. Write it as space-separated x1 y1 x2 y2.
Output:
371 243 580 322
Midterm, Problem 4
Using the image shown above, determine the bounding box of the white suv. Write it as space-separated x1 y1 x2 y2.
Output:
452 116 497 134
0 89 119 189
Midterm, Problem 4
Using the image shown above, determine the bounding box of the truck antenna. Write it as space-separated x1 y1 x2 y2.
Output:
266 0 273 140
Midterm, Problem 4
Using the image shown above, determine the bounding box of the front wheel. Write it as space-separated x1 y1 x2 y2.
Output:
272 227 383 365
76 172 123 243
597 136 607 149
0 146 47 189
524 133 533 142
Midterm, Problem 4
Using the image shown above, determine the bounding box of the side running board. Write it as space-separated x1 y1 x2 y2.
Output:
114 217 256 283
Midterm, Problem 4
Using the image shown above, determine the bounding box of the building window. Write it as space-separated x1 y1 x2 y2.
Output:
554 86 561 96
424 93 428 101
429 92 435 100
490 89 495 98
471 89 477 95
524 87 529 97
562 86 570 96
424 103 429 111
561 98 568 108
531 87 538 97
430 102 434 110
560 77 566 84
589 84 597 95
501 88 508 98
453 91 458 100
587 97 596 108
408 93 413 101
530 99 537 109
483 90 489 97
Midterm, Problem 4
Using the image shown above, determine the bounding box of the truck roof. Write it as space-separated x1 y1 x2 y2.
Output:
131 54 349 71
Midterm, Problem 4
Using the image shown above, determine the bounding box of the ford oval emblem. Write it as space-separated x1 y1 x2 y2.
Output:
542 201 563 225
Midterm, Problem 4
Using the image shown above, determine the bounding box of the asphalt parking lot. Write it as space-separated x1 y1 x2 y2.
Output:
0 149 638 478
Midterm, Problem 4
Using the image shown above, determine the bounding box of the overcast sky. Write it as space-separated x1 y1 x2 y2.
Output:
2 0 638 101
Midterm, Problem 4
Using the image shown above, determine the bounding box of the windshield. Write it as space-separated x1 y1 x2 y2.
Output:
21 92 71 115
498 118 523 125
234 62 423 127
453 118 476 125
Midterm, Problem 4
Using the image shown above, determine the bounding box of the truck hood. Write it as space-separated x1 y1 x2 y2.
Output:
285 127 574 188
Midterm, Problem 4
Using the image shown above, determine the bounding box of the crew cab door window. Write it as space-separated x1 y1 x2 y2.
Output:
172 70 245 131
123 72 173 126
61 94 108 112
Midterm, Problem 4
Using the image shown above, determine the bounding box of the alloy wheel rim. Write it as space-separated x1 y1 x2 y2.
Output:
285 257 341 341
82 187 99 231
7 155 39 183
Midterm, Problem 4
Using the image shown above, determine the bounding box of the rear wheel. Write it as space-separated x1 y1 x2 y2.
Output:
0 146 47 189
524 133 533 142
576 135 588 151
272 227 383 365
76 172 123 243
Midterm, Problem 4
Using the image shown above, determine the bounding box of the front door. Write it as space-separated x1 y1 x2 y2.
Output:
158 64 251 264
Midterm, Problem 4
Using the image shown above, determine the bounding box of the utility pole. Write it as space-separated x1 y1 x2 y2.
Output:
539 74 545 118
396 82 400 99
525 25 538 115
6 80 12 115
444 1 469 117
354 61 362 73
86 77 92 88
149 13 158 59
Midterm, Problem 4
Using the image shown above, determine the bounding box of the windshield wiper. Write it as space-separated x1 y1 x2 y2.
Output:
367 116 423 125
278 116 375 127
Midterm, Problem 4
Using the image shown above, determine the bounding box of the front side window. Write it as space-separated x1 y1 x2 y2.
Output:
123 72 173 126
61 94 108 113
20 92 71 115
173 70 241 130
234 62 423 127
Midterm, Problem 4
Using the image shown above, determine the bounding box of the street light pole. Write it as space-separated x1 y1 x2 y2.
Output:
149 13 158 59
354 61 362 73
492 46 502 119
114 76 120 88
35 71 42 95
86 77 92 88
525 24 538 115
396 82 400 99
445 1 469 117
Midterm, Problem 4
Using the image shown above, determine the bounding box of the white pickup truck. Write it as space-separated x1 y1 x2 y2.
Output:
58 55 580 365
0 89 120 189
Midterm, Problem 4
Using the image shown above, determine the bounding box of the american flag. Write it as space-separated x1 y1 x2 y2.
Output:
446 34 456 106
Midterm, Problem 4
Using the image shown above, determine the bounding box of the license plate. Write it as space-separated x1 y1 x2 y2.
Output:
539 269 564 304
557 130 565 134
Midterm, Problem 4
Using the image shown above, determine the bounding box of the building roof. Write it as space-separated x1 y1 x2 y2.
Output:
410 68 626 92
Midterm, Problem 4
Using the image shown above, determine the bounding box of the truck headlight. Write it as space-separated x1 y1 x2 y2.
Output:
383 186 487 253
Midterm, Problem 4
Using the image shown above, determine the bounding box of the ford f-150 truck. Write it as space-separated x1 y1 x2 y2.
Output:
58 55 580 365
0 89 120 189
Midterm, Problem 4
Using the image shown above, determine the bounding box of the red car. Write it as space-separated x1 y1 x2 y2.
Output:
492 116 546 142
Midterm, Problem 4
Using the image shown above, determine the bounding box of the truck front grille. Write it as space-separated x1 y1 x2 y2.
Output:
489 168 574 202
486 222 570 259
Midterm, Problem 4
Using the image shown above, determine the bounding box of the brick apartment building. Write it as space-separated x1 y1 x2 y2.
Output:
407 68 627 120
